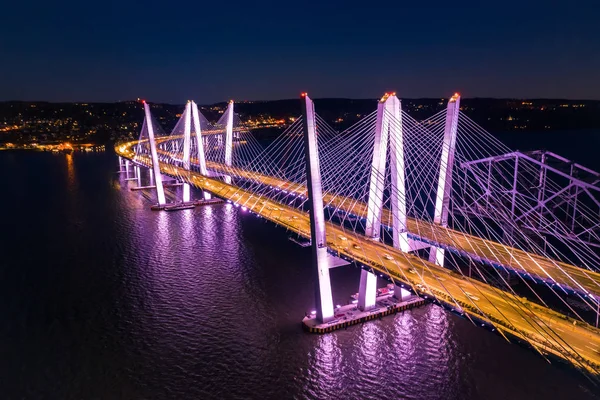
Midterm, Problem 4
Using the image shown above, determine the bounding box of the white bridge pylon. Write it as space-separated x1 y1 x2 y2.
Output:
179 100 211 201
191 100 211 200
429 93 461 266
223 100 235 185
365 93 409 252
360 93 409 310
224 100 234 167
301 93 335 323
182 101 192 202
144 101 166 205
191 101 208 176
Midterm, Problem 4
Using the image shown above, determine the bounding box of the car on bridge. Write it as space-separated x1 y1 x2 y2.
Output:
464 292 480 301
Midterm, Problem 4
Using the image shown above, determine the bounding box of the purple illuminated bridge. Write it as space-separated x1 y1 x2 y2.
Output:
115 94 600 375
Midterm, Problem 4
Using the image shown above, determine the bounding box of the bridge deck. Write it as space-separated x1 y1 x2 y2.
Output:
118 141 600 373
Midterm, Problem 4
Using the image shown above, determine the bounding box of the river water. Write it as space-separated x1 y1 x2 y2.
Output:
1 149 599 399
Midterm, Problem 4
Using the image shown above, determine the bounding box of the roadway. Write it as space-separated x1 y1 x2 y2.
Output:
168 146 600 300
118 139 600 373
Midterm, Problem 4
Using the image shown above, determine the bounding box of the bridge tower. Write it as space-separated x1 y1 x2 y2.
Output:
182 101 192 203
223 100 234 184
191 100 211 199
365 93 409 250
301 93 334 323
225 100 234 167
361 93 409 310
429 93 461 266
143 101 166 205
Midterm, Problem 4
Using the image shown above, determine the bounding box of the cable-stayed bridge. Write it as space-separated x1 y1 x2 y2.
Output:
116 94 600 376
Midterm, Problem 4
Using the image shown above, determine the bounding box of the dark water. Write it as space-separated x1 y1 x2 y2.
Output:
1 146 600 400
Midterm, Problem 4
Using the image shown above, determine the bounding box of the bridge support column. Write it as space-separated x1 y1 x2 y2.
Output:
135 165 141 186
393 285 410 301
365 93 409 251
225 100 234 166
182 101 192 203
301 93 334 323
224 100 234 184
429 93 461 266
143 101 166 205
191 101 211 200
365 97 390 239
387 96 410 252
358 269 377 311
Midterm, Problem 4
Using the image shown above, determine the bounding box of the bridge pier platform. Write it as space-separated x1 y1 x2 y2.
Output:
302 292 426 333
150 198 223 211
130 182 184 191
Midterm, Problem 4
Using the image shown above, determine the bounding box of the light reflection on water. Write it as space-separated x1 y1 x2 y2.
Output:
357 323 386 383
65 153 75 186
306 334 344 397
1 152 599 400
392 309 417 375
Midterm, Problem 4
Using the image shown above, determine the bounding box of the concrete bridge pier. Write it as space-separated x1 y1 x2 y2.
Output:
358 269 377 311
394 285 410 301
135 165 141 186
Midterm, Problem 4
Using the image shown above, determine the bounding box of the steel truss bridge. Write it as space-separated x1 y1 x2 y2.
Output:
116 95 600 376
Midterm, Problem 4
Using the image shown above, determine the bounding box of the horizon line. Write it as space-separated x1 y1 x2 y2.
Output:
2 96 600 106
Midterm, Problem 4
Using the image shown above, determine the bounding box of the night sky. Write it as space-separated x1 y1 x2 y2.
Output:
1 0 598 103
